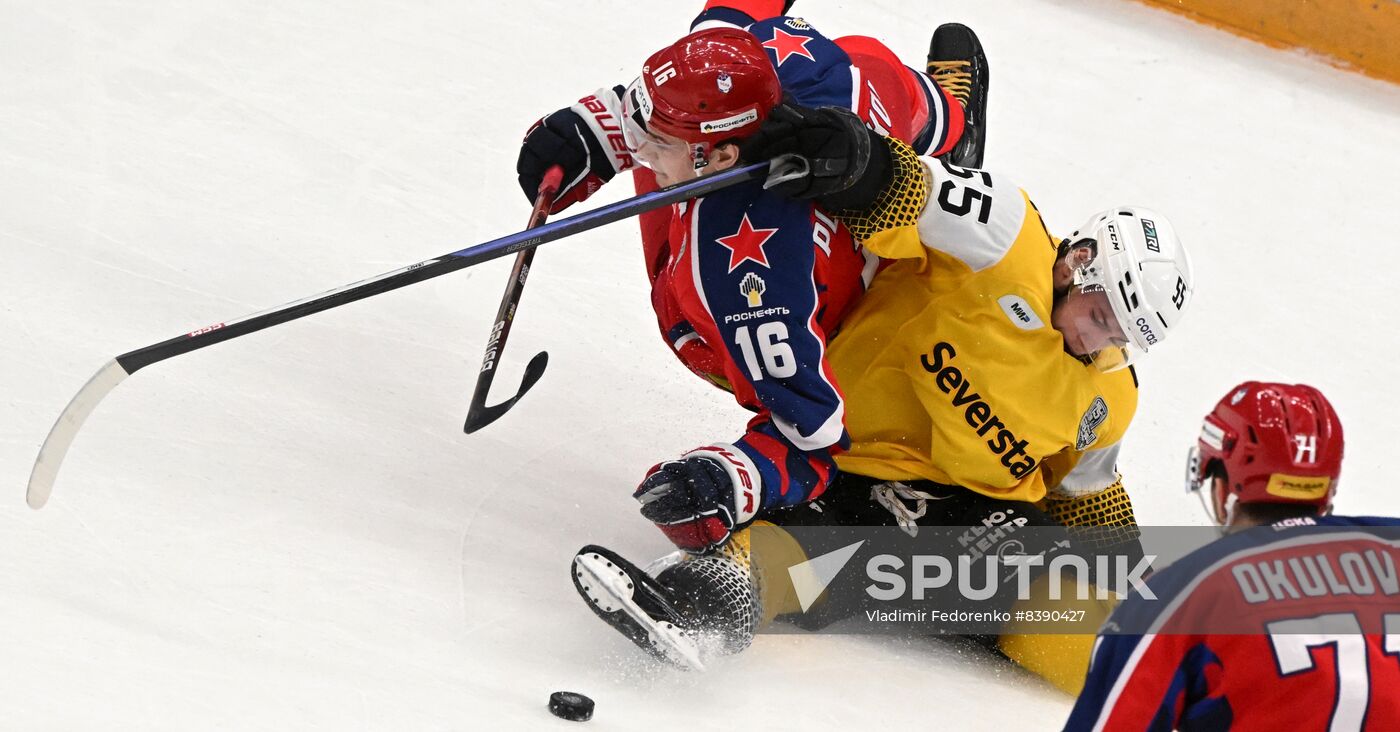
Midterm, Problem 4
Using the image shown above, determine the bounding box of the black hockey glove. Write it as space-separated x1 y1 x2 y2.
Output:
517 86 635 214
737 103 893 212
635 446 760 555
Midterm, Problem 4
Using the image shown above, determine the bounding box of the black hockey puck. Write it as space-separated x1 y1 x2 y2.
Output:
548 691 594 722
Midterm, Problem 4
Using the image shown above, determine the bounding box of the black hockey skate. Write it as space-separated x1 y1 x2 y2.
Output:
572 544 757 671
573 545 707 670
929 23 990 169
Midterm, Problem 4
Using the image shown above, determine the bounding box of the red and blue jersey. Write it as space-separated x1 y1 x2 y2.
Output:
1065 515 1400 732
651 175 873 510
635 7 954 514
691 3 962 155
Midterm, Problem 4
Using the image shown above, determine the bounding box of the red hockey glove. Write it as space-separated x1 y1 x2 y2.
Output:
634 445 761 555
517 87 635 214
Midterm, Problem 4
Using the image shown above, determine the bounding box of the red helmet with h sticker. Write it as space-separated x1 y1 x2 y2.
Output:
1186 381 1344 526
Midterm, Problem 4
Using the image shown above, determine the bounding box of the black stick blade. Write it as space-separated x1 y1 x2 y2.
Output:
463 350 549 434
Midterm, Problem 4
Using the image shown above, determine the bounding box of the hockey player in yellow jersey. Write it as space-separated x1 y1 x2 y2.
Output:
831 167 1169 506
727 103 1196 693
738 103 1193 515
567 103 1197 694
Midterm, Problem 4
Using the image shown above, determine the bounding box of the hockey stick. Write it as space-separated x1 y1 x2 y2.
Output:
26 160 771 509
462 166 563 434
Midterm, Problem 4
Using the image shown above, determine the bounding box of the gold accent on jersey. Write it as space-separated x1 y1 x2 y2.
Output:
719 526 752 569
830 136 930 242
1039 479 1142 552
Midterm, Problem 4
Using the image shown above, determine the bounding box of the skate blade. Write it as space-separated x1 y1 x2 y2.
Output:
573 551 707 672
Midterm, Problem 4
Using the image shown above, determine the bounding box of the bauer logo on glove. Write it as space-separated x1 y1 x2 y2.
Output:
634 445 760 554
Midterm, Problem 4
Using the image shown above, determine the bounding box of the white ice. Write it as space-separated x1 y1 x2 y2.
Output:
3 0 1399 729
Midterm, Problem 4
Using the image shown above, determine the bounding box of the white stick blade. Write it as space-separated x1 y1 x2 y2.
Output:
27 359 130 509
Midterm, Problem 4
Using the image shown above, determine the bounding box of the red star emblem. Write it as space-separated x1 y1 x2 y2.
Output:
715 214 777 273
762 28 816 66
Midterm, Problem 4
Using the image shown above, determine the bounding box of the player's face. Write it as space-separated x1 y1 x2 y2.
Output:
635 129 703 186
1052 287 1129 357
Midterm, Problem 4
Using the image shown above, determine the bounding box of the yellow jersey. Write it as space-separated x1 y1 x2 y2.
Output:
829 158 1137 503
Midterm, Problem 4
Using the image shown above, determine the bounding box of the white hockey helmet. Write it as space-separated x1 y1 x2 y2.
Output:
1065 207 1194 371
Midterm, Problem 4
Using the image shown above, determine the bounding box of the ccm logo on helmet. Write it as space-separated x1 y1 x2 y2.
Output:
1135 317 1159 346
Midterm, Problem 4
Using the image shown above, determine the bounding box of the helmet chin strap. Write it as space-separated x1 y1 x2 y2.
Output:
1218 492 1240 534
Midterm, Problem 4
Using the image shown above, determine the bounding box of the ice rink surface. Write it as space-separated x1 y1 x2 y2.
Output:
3 0 1399 728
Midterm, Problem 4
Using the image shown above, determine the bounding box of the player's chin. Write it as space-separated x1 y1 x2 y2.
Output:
1052 324 1075 356
1051 320 1083 356
1064 332 1092 359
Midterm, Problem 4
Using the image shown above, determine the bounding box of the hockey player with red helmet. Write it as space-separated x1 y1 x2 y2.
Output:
523 7 989 669
516 2 987 425
516 4 986 433
570 26 870 556
1065 383 1400 730
514 12 988 556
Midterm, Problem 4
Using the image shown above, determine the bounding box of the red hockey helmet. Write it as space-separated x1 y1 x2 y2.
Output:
621 28 782 164
1185 382 1344 526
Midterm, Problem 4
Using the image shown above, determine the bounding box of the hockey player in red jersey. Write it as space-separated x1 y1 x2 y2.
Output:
1065 383 1400 730
514 16 985 548
510 7 989 667
537 26 872 555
